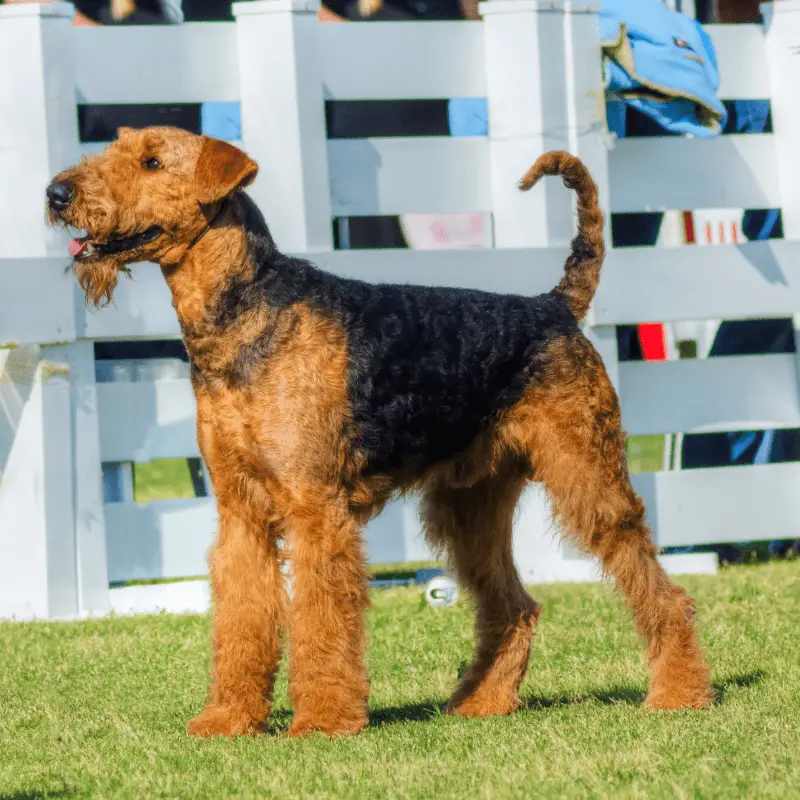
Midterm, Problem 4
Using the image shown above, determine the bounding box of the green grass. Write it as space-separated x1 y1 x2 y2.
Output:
1 562 798 799
132 439 668 507
627 434 667 474
134 458 198 504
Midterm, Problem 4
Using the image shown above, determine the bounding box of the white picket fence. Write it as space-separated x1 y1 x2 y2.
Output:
2 0 800 620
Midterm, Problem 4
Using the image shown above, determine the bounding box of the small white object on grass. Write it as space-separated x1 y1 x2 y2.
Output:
424 576 458 608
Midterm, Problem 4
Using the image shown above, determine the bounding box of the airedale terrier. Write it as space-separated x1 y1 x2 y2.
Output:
47 127 713 738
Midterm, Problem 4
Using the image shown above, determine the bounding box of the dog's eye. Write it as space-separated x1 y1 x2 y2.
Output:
142 157 161 171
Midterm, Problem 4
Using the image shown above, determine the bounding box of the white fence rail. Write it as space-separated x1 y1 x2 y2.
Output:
2 0 799 619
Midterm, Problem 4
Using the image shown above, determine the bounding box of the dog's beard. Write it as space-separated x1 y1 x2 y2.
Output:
72 256 130 308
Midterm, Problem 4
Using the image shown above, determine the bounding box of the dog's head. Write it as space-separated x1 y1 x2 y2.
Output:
46 126 258 306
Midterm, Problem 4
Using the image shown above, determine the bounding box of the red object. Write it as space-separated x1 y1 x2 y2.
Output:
637 322 667 361
683 211 695 244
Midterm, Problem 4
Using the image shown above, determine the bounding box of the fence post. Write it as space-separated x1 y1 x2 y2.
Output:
0 351 77 619
762 2 800 426
481 0 613 583
762 1 800 241
47 342 111 616
0 2 79 258
0 4 109 618
233 0 334 253
480 0 609 248
481 0 616 380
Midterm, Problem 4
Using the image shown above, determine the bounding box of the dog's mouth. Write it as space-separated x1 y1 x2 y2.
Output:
68 226 163 260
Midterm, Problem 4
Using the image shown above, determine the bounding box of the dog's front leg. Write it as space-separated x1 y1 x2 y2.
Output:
286 499 370 737
188 500 286 738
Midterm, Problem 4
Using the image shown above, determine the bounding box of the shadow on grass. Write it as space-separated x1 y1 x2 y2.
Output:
712 670 765 704
0 789 76 800
365 671 766 728
370 700 444 728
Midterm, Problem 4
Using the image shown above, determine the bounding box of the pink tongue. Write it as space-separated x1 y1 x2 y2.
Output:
68 238 87 257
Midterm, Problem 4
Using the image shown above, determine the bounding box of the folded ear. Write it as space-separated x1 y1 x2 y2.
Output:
194 136 259 204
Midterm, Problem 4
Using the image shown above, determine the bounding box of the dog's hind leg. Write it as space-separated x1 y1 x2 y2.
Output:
504 336 713 710
422 459 541 717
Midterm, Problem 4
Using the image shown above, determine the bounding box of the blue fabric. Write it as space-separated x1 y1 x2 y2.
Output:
448 0 726 139
601 0 726 137
447 97 488 138
200 102 242 141
729 99 770 134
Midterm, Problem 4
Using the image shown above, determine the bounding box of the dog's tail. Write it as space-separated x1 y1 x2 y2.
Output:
518 151 605 321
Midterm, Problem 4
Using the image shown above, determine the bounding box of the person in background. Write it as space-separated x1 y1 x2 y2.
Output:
320 0 476 21
0 0 181 25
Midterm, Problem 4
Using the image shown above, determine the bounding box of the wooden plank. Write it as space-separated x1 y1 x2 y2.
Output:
609 135 779 213
632 462 800 547
705 24 769 101
104 498 216 582
75 240 800 338
329 138 491 216
620 354 800 436
72 24 239 104
77 248 571 340
97 379 199 463
104 496 434 582
26 238 800 340
319 22 485 100
79 263 178 341
596 240 800 324
0 259 75 346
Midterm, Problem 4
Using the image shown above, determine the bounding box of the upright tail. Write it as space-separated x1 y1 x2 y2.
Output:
518 151 605 321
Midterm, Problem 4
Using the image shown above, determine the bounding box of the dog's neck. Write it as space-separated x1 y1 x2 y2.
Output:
160 193 281 370
160 198 243 322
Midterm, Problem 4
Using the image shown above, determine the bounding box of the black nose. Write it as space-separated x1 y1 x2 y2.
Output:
46 181 74 211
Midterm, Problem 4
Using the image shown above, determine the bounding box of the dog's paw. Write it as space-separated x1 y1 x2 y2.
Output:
644 686 714 711
446 693 522 718
288 710 367 738
645 670 714 710
187 705 263 738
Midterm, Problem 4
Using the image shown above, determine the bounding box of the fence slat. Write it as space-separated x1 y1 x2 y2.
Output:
105 498 216 582
609 135 779 213
705 24 768 101
105 496 435 582
97 380 199 463
0 260 75 346
77 248 572 339
13 241 800 344
329 137 491 216
72 24 239 104
632 463 800 547
621 354 800 436
320 21 485 100
595 240 800 324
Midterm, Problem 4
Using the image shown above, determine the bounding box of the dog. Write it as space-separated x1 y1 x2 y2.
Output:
47 126 713 737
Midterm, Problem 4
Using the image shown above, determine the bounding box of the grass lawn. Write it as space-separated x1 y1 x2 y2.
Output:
0 562 797 799
131 436 669 506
